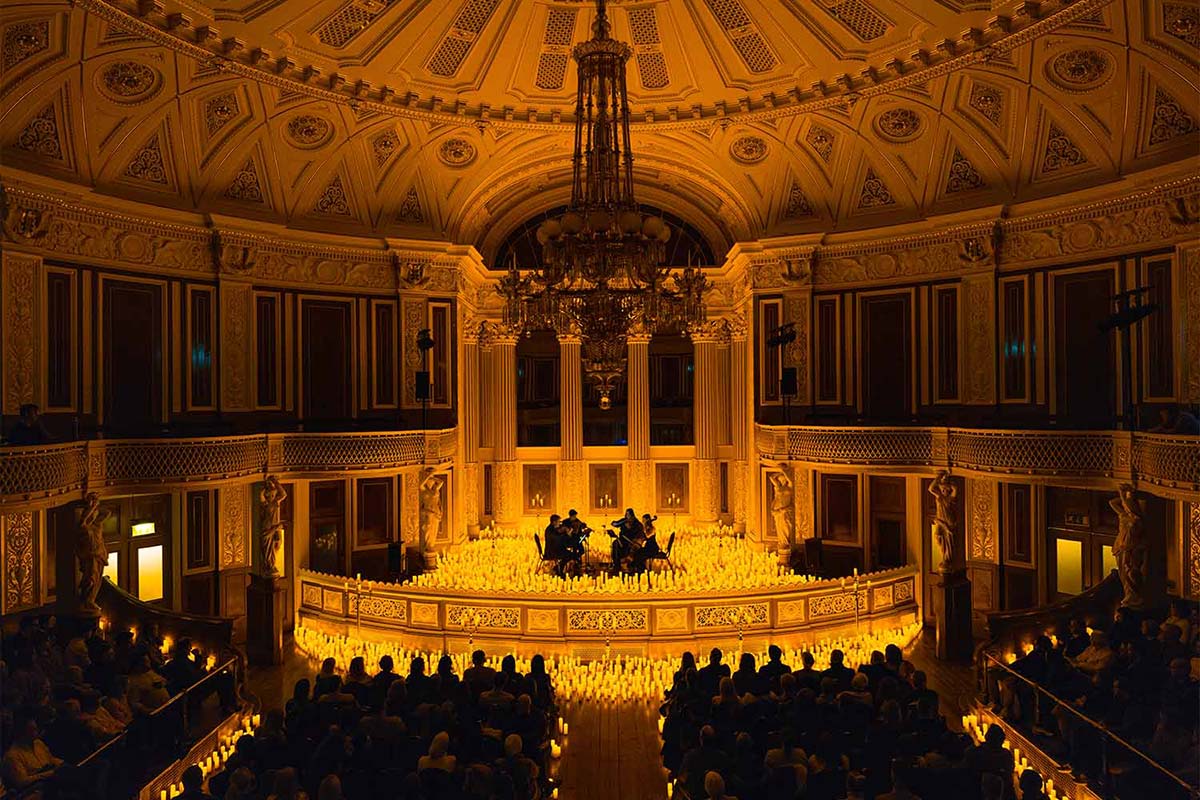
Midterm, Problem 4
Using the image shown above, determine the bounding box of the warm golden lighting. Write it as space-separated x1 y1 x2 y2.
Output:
399 526 836 595
132 521 156 537
294 622 920 703
136 544 164 602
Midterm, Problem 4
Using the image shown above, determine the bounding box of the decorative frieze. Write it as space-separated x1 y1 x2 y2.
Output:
349 595 407 620
447 604 520 630
218 485 247 569
695 602 768 628
968 479 998 563
962 274 996 404
567 608 648 631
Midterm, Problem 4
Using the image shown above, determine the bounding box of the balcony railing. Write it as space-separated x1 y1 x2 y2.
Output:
758 425 1199 491
0 429 455 505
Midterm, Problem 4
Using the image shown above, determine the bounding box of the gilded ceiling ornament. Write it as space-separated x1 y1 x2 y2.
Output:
945 149 985 194
1047 48 1112 91
371 129 401 166
968 83 1003 126
204 92 240 136
873 108 921 142
1041 123 1087 173
729 135 768 163
437 137 477 167
1148 87 1197 146
3 19 49 70
396 187 424 223
224 159 264 203
313 175 352 216
99 61 162 103
285 115 333 148
784 181 814 218
124 134 168 185
857 167 894 209
805 125 834 162
1163 3 1199 49
14 105 63 161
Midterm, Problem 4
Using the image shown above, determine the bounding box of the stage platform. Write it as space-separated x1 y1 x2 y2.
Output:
296 563 920 658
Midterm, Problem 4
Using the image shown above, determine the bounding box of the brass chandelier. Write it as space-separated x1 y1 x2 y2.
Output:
499 0 707 410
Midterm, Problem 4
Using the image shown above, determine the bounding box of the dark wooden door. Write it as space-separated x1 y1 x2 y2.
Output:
862 294 911 420
1055 271 1115 427
104 280 162 433
302 301 352 421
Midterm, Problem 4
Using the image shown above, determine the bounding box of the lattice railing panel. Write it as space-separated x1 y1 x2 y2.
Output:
103 437 268 482
948 429 1114 476
281 433 428 471
786 427 933 465
0 444 86 500
1132 434 1200 490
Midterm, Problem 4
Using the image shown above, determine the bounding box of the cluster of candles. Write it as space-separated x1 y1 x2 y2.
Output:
389 526 886 595
158 713 261 799
961 712 1065 800
293 622 921 704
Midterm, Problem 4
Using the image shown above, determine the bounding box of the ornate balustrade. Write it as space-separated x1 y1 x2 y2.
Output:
0 429 454 506
296 565 920 657
758 425 1200 494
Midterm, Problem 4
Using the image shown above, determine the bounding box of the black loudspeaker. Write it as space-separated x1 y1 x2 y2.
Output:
415 371 432 401
387 542 403 577
780 367 798 397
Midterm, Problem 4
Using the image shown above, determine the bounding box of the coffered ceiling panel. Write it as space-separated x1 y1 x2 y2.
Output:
0 0 1195 261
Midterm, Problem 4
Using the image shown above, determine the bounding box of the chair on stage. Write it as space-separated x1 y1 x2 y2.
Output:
533 533 552 573
646 532 676 571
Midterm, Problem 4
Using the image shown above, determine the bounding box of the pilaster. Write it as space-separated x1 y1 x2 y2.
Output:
1 251 42 415
1178 242 1200 406
488 326 520 523
692 323 724 525
559 334 582 461
627 333 651 461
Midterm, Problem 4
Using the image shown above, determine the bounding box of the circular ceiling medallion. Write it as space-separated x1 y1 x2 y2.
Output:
1047 48 1112 91
729 135 768 163
437 137 477 167
285 115 333 148
873 108 922 142
98 61 162 104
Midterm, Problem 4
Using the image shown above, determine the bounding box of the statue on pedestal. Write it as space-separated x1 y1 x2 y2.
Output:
419 469 446 551
928 471 958 573
258 476 287 578
1109 484 1147 609
77 493 111 615
768 467 796 554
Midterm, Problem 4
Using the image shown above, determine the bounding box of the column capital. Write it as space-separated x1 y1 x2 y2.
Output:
480 320 520 347
688 319 728 345
626 332 652 345
557 333 583 346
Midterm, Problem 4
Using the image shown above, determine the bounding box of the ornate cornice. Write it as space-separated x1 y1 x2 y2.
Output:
77 0 1112 133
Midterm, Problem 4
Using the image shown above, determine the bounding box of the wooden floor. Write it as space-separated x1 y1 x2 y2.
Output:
244 629 975 798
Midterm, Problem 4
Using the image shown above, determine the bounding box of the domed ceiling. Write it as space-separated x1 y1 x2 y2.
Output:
1 0 1196 262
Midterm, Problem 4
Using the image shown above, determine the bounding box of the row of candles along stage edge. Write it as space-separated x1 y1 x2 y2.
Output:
962 712 1069 800
158 712 261 799
292 622 922 704
320 525 895 595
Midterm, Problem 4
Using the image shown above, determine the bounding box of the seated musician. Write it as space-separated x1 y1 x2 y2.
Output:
543 514 565 569
560 510 588 576
609 508 645 573
631 514 661 573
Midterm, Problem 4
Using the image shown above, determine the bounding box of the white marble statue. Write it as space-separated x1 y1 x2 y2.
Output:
419 470 446 550
77 493 111 615
258 475 286 578
768 468 796 550
928 470 958 573
1109 484 1147 609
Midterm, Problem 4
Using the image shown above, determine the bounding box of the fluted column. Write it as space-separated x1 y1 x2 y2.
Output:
729 315 750 533
460 325 480 534
559 334 582 461
490 329 520 524
625 333 652 512
692 324 724 525
627 333 651 460
479 344 494 449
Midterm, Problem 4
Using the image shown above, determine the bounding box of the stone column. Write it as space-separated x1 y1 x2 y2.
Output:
479 345 495 449
460 324 480 535
692 323 724 526
625 333 653 511
729 314 750 533
558 334 586 511
490 330 520 524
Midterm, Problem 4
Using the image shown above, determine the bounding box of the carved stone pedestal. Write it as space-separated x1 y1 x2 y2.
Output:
246 574 286 667
933 569 973 662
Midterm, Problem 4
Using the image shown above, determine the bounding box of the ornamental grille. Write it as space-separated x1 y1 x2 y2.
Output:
947 430 1113 476
1132 435 1200 489
281 433 426 471
786 428 932 464
535 52 570 90
703 0 751 30
826 0 889 42
314 3 384 48
453 0 499 34
0 445 86 499
103 438 268 482
732 31 776 73
637 51 669 89
427 36 473 77
627 7 660 44
543 8 577 45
